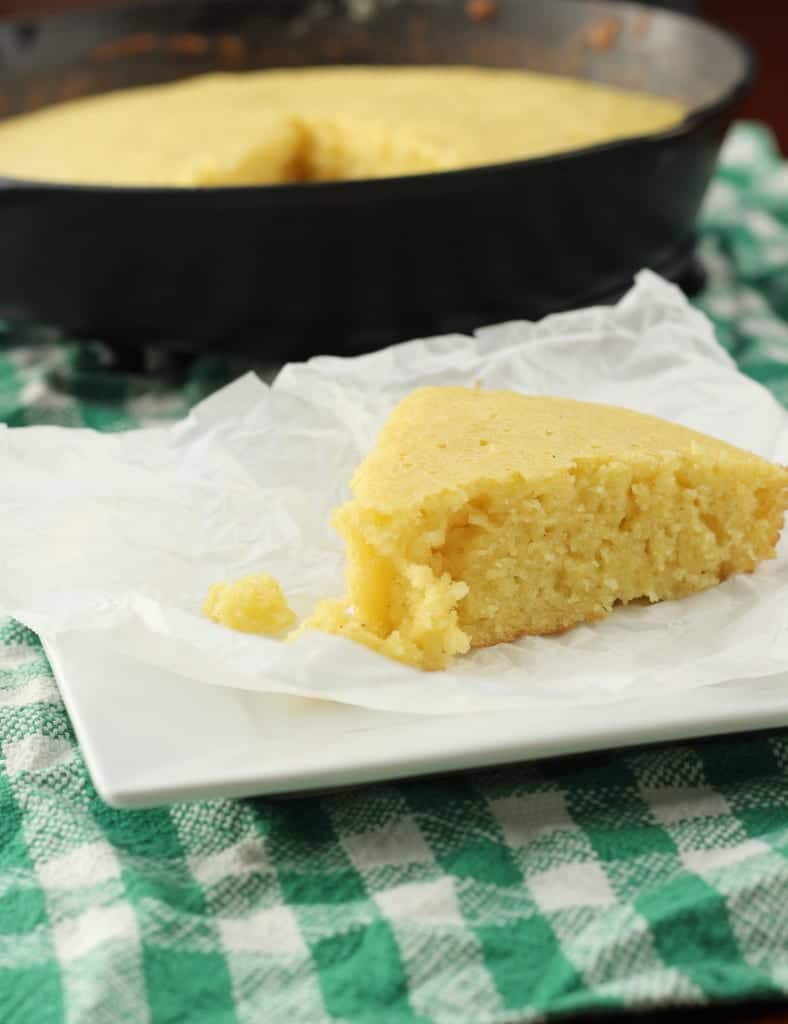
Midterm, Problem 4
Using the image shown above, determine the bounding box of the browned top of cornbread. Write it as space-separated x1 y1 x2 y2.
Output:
352 388 783 513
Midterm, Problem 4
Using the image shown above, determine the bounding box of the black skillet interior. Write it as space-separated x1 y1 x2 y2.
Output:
0 0 754 357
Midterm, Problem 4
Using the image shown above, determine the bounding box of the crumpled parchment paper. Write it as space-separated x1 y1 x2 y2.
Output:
2 270 787 714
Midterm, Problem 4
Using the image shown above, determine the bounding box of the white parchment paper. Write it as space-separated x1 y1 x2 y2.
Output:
2 271 788 715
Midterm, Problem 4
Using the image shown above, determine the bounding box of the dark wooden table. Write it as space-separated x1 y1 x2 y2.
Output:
700 1 788 152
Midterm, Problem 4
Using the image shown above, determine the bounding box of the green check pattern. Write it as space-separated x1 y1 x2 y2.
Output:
2 122 788 1023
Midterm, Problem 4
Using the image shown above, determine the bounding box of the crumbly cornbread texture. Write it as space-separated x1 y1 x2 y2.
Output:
302 387 788 670
0 66 684 187
204 573 297 637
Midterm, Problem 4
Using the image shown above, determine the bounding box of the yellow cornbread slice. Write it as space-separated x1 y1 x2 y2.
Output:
204 573 297 636
302 387 788 670
0 66 684 187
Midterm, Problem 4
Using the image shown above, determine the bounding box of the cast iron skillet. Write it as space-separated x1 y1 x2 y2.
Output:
0 0 754 357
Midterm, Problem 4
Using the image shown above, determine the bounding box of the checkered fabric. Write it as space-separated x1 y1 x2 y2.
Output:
2 123 788 1023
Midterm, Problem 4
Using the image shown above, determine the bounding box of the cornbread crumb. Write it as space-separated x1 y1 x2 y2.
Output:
204 573 297 636
292 570 470 670
301 387 788 671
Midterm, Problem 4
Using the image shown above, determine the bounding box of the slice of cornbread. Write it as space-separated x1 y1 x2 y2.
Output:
302 387 788 670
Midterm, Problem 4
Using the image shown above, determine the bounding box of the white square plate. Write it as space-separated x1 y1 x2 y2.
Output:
12 273 786 805
45 632 788 808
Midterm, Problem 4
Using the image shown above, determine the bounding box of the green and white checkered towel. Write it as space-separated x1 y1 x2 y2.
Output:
2 122 788 1024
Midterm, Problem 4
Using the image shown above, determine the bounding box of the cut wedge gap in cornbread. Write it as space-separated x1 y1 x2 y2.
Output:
299 387 788 670
189 116 450 186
